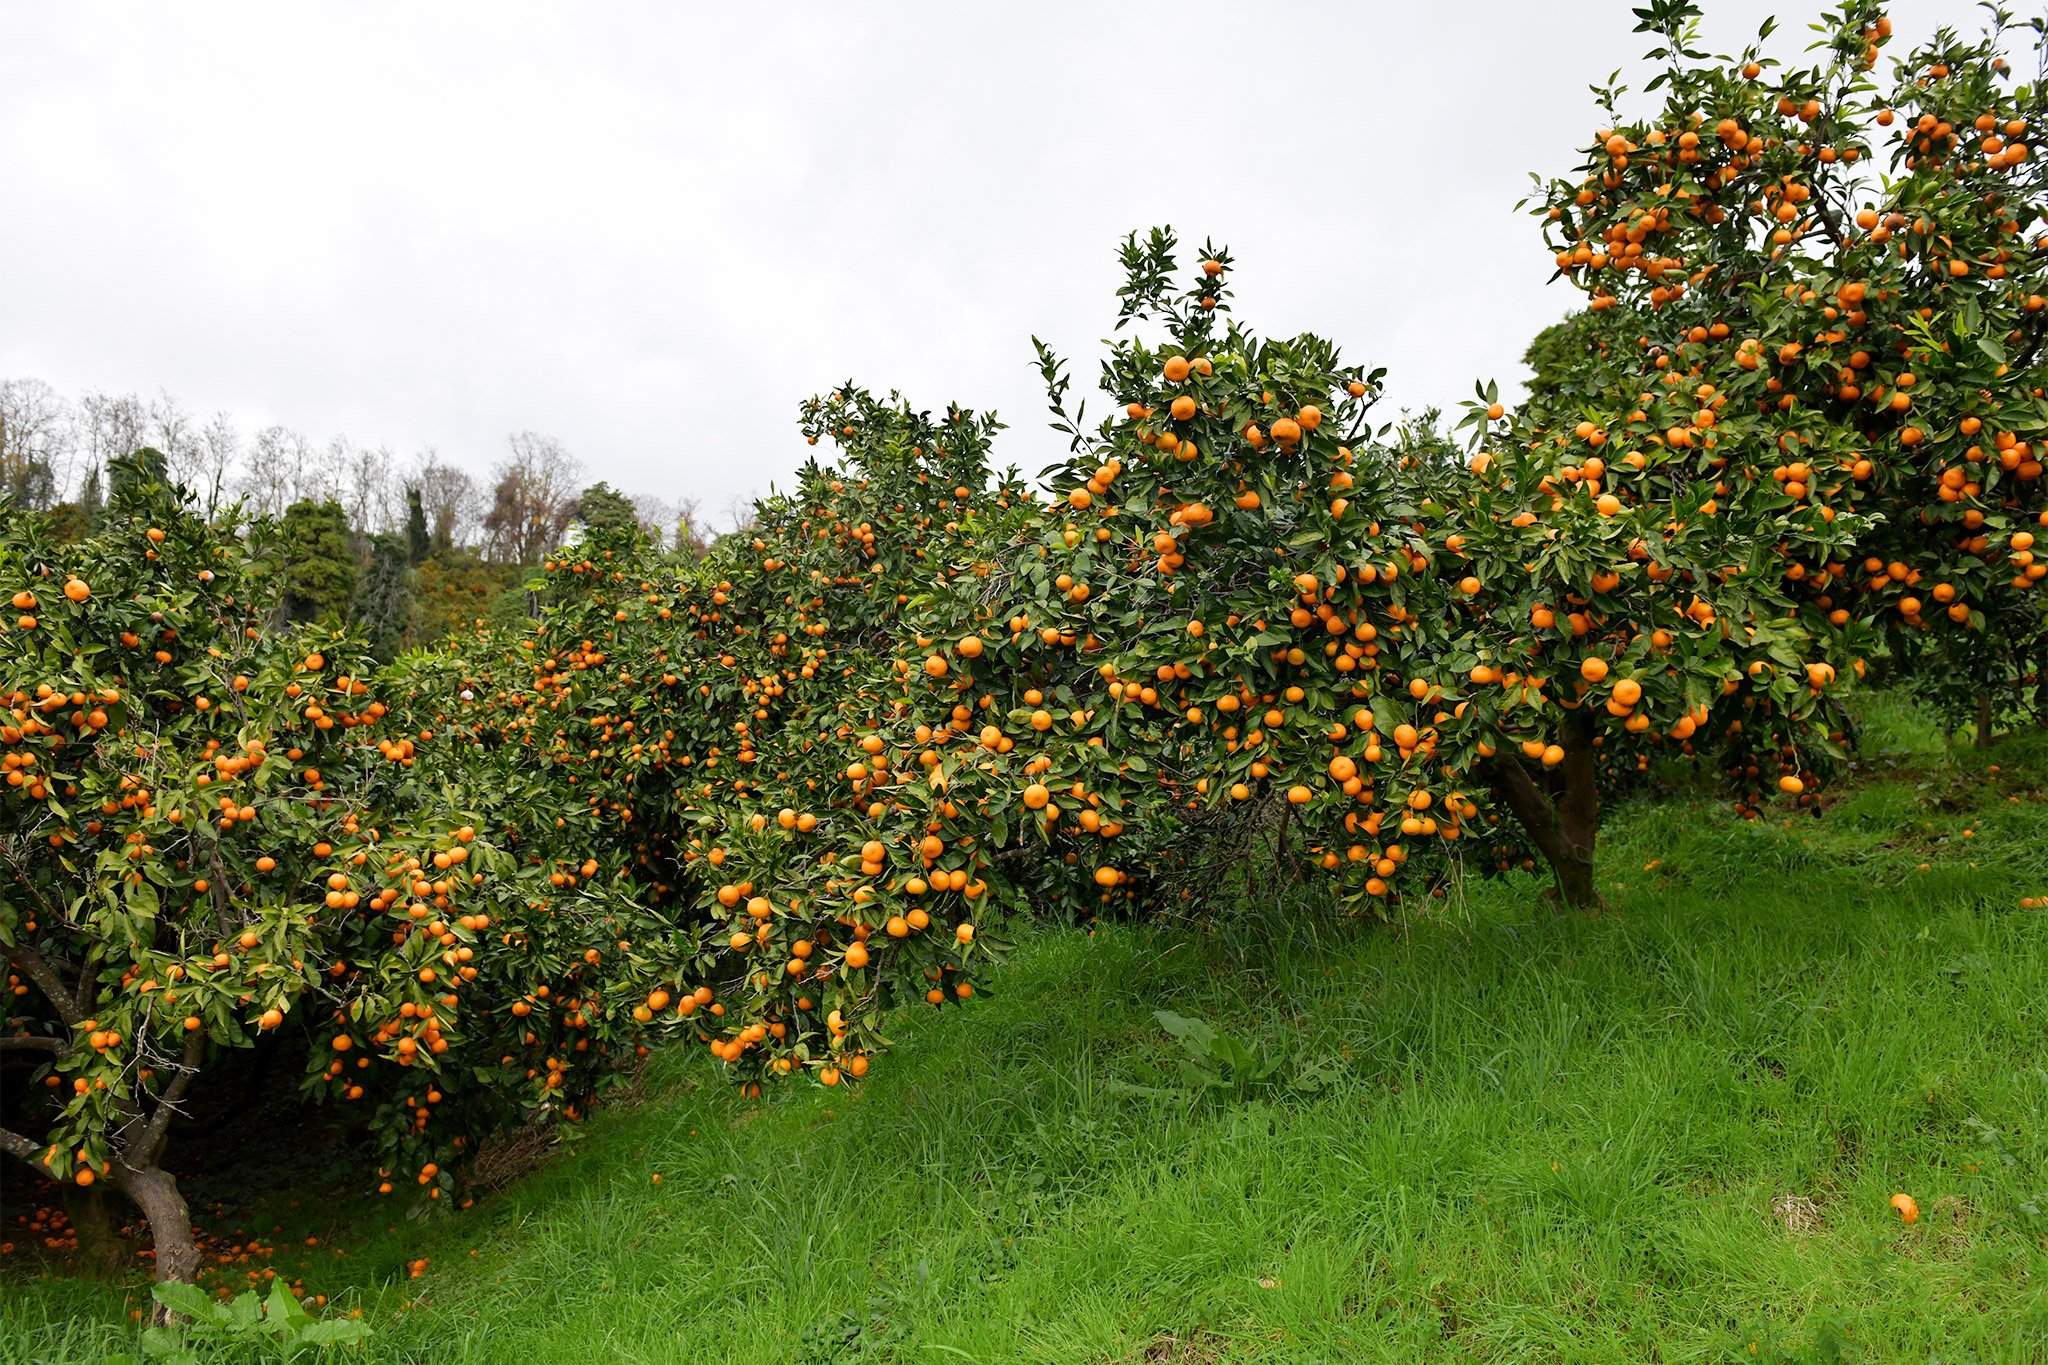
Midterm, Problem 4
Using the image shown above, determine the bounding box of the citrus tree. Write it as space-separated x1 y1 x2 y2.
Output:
15 0 2048 1281
1533 0 2048 741
1 454 668 1288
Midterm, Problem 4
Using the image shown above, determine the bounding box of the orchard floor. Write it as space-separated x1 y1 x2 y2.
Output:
5 698 2048 1364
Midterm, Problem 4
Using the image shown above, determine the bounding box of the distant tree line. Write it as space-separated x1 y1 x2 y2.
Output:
0 376 713 655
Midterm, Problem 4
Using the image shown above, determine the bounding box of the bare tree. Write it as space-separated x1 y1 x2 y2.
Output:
10 382 628 565
0 378 74 508
78 392 149 476
410 451 480 553
629 492 675 551
723 491 759 539
171 411 241 518
666 494 711 558
237 426 323 521
482 432 581 565
335 438 398 536
145 391 200 478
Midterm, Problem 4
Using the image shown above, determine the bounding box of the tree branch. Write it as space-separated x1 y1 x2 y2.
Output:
125 1030 207 1170
1485 751 1559 843
7 945 84 1026
1 1122 48 1167
0 1036 66 1055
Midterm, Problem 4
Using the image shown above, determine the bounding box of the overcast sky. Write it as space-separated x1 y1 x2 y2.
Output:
2 0 1989 527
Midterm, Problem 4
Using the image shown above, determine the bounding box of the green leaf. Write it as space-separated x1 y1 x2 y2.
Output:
138 1326 189 1360
301 1318 375 1346
126 878 159 920
265 1277 311 1327
225 1290 261 1330
149 1282 215 1323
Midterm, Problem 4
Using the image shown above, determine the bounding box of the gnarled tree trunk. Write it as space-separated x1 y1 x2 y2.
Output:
1 1006 207 1318
113 1162 200 1292
1485 707 1602 910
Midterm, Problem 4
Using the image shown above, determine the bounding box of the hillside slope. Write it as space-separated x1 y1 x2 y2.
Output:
5 699 2047 1363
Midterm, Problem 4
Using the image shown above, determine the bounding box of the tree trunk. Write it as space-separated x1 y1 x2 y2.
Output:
1485 708 1602 911
1976 692 1996 748
64 1184 129 1278
113 1162 199 1303
1548 831 1598 909
1555 708 1600 908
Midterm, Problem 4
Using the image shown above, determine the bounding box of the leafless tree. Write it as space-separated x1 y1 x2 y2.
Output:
78 392 149 476
335 438 399 535
482 431 581 565
410 451 480 553
10 383 695 568
144 391 200 476
628 492 676 551
170 411 241 518
668 494 711 559
723 491 759 539
237 426 323 521
0 377 74 508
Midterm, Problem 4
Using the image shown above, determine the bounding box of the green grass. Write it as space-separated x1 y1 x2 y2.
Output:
7 695 2048 1363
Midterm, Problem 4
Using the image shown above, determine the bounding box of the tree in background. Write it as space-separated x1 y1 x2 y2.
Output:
164 407 239 519
333 438 400 535
236 426 324 523
404 485 433 565
275 498 359 624
633 491 703 555
406 550 524 646
574 481 641 541
108 446 169 502
3 380 701 575
77 394 147 485
0 377 72 509
411 454 480 554
77 464 103 527
483 432 580 565
41 465 102 544
353 531 413 660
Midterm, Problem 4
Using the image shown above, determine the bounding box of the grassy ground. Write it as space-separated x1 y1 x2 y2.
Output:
5 697 2048 1363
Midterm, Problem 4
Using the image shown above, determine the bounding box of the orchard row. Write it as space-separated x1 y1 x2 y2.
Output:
3 0 2043 1290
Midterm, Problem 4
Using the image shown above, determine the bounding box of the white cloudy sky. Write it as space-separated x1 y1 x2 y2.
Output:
1 0 1989 527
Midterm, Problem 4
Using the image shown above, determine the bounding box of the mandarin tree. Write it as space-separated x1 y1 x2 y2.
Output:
1 455 668 1290
1536 0 2048 740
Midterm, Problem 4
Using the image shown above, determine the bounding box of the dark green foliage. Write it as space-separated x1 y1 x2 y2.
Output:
575 481 640 540
353 531 412 661
1519 309 1636 402
108 447 169 504
275 498 359 624
404 486 432 565
0 454 56 509
77 463 102 526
